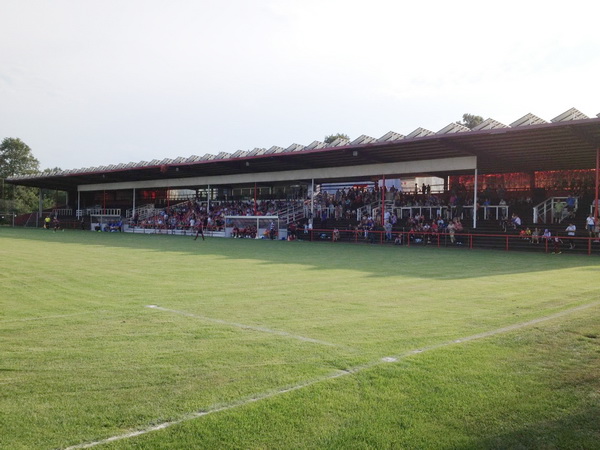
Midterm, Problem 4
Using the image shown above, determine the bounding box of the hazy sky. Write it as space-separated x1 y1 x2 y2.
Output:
1 0 599 171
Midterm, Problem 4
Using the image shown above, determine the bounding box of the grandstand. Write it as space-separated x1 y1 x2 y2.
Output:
6 107 600 253
4 109 600 448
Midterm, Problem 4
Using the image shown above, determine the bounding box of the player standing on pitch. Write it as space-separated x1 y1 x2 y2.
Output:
194 215 206 241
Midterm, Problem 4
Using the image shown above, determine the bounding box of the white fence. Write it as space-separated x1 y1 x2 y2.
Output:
76 208 122 218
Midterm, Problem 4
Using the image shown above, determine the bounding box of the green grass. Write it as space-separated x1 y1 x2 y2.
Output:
0 228 598 449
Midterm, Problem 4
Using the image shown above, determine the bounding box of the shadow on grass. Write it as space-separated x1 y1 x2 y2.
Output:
3 228 600 280
457 405 600 449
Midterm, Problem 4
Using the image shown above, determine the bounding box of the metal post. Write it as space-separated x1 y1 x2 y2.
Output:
473 168 478 229
311 179 314 220
77 190 81 218
253 183 257 215
595 148 599 223
381 175 385 226
132 188 136 216
207 184 211 214
38 189 43 227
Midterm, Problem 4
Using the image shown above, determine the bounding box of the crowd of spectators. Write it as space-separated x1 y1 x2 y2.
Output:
310 183 531 223
127 183 597 249
343 212 467 245
131 199 305 232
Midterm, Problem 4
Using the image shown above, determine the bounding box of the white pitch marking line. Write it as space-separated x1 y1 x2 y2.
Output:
144 305 340 347
64 369 353 450
66 301 599 450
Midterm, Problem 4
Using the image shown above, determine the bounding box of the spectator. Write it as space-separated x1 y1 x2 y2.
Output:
269 221 276 240
585 213 595 237
511 213 522 230
554 201 564 223
333 228 340 242
384 221 393 241
566 195 576 218
542 228 552 243
446 221 456 244
552 235 562 254
565 222 576 249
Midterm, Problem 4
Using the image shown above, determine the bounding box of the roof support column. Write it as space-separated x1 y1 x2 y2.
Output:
381 174 385 226
595 148 599 223
132 188 136 219
473 168 478 229
38 189 43 228
311 179 314 221
77 191 81 218
208 185 211 215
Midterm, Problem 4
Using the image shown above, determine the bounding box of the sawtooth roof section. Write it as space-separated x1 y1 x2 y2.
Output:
326 137 351 147
551 107 589 123
472 118 509 131
406 127 435 139
351 135 377 146
265 146 285 154
437 123 470 134
286 144 304 152
378 131 404 142
305 141 327 150
510 113 547 127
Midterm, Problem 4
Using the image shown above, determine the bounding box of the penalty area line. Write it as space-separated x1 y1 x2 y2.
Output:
380 300 600 363
64 369 354 450
144 305 340 347
66 300 599 449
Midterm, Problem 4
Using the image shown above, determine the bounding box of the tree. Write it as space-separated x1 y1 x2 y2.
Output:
0 138 41 213
324 133 350 144
457 113 484 130
0 138 40 178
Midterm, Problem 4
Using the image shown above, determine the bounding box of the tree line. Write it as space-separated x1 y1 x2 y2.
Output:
0 137 63 216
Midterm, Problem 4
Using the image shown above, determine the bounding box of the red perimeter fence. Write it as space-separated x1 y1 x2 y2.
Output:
27 223 600 255
304 228 600 256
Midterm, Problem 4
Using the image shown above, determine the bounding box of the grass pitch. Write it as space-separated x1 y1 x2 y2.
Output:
0 228 599 449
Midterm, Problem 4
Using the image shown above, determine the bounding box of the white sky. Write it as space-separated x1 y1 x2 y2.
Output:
1 0 599 170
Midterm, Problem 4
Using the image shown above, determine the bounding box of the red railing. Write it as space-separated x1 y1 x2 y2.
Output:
305 228 599 255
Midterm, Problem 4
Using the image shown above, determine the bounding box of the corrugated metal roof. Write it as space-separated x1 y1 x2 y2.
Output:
7 108 600 190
